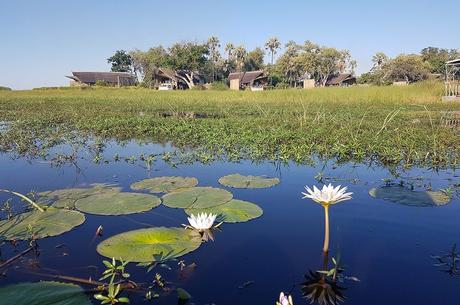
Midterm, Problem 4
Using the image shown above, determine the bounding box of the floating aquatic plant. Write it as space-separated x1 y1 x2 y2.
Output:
186 213 217 231
75 192 161 215
131 176 198 193
0 207 85 240
302 184 352 253
97 227 202 263
184 199 263 223
0 281 92 305
218 174 280 189
162 187 233 209
369 186 451 207
0 189 45 212
277 292 294 305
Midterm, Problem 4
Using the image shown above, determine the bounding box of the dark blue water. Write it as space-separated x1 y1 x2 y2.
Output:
1 140 459 305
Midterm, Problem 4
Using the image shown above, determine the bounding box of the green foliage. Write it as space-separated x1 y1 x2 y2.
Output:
75 192 161 215
131 176 198 193
107 50 133 73
218 174 280 188
210 81 229 90
421 47 460 75
185 199 263 223
244 47 265 71
97 227 202 262
0 86 11 91
369 186 451 207
95 80 109 87
382 54 431 83
162 187 233 209
0 281 92 305
0 207 85 240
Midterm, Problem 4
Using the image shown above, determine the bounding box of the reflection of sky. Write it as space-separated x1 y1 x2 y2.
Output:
0 140 459 305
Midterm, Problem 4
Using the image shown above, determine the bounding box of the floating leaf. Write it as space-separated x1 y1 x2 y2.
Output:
75 192 161 215
162 187 232 209
97 227 202 263
38 184 122 209
369 186 451 207
177 288 192 301
185 199 263 223
131 176 198 193
0 281 92 305
218 174 279 189
0 207 85 240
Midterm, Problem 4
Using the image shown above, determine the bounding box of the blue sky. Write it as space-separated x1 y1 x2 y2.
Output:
1 0 458 89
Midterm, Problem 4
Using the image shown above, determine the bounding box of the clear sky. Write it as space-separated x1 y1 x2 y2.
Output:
1 0 458 89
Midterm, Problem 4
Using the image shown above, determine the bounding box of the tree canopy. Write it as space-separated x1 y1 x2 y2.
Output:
107 50 133 73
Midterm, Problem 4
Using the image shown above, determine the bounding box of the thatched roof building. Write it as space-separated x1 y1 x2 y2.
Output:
153 68 204 89
326 73 356 87
228 70 268 90
66 72 136 86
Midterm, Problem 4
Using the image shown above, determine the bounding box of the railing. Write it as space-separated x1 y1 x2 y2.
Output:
445 81 460 97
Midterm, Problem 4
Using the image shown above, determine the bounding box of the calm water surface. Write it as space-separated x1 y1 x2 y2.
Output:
0 140 459 305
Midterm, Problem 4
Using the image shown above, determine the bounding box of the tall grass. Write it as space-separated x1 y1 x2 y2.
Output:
0 81 458 168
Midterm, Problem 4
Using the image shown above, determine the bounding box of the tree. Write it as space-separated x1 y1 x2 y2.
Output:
421 47 460 75
107 50 133 72
234 45 247 72
381 54 430 83
167 42 209 88
207 36 221 81
265 37 281 66
276 41 303 86
129 47 169 87
371 52 388 71
244 47 265 71
225 43 235 60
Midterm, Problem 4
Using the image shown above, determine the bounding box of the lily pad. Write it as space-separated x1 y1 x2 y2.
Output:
218 174 280 189
0 207 85 240
369 186 451 207
131 176 198 193
75 192 161 215
162 187 233 209
97 227 202 262
185 199 263 223
38 184 122 209
0 281 92 305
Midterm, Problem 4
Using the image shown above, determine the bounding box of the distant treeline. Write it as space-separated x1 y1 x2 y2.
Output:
106 37 460 88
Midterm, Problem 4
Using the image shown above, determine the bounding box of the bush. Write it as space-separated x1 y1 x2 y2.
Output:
210 81 229 90
0 86 12 91
94 80 109 87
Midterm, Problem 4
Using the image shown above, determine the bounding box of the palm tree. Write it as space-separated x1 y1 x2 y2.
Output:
265 37 281 66
234 45 247 72
225 43 235 60
207 36 221 81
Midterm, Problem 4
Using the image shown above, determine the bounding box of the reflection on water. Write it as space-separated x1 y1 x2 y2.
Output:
0 139 459 305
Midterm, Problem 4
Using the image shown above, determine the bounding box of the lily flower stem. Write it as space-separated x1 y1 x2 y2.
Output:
322 204 330 254
0 189 45 212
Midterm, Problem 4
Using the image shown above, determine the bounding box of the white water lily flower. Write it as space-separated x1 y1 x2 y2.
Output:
277 292 294 305
302 183 352 205
187 213 217 231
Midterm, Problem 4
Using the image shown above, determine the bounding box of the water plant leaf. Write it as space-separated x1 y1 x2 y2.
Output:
0 281 92 305
97 227 202 263
131 176 198 193
218 174 280 189
162 187 233 209
38 184 122 209
75 192 161 215
369 186 451 207
185 199 263 223
0 207 85 240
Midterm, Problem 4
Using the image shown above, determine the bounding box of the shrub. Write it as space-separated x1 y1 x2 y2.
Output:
94 80 109 87
210 81 229 90
0 86 12 91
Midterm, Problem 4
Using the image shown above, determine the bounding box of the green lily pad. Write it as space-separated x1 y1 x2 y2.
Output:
0 281 92 305
185 199 263 223
369 186 451 207
131 176 198 193
97 227 202 262
75 192 161 215
38 184 122 209
162 187 233 209
0 207 85 240
218 174 280 189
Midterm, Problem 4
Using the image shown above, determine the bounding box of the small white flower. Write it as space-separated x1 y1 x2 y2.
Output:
277 292 294 305
302 183 352 205
187 213 217 231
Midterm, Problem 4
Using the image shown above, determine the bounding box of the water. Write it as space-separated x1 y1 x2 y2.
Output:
0 140 459 305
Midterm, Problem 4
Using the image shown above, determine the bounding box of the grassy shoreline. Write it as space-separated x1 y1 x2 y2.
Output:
0 81 459 168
